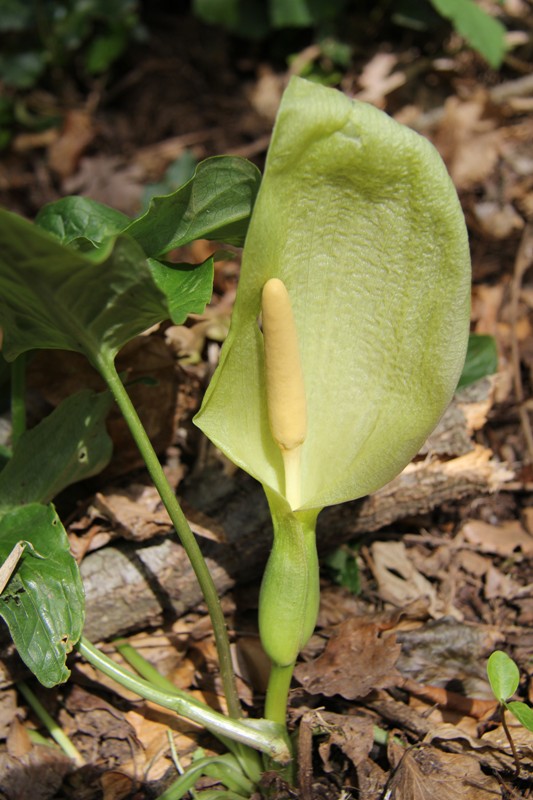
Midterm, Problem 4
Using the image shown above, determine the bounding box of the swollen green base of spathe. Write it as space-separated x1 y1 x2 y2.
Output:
259 490 320 668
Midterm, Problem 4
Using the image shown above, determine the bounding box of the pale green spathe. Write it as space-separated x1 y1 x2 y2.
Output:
195 77 471 512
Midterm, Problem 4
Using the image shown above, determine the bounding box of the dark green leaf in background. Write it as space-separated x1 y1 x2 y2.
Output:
457 333 498 390
0 389 113 512
0 504 85 687
324 546 360 594
0 0 33 31
429 0 507 68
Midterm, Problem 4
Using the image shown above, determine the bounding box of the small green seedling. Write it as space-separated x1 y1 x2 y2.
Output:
487 650 533 775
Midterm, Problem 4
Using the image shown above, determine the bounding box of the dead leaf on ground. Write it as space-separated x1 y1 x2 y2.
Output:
426 722 531 773
386 746 500 799
459 518 533 556
472 200 524 240
433 94 501 191
100 770 136 800
47 109 96 179
315 584 372 628
91 484 173 543
315 711 375 771
294 618 402 699
0 689 18 739
60 685 141 767
124 705 200 783
356 51 405 107
396 617 501 699
0 743 72 800
481 717 533 766
370 540 445 618
63 155 145 216
28 335 177 480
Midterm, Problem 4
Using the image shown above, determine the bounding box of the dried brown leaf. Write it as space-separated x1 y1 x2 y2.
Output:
370 541 443 617
294 618 402 699
396 618 501 698
459 519 533 556
386 746 500 799
47 110 95 179
0 744 71 800
315 711 375 770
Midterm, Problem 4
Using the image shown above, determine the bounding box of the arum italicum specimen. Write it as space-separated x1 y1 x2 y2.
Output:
195 77 471 723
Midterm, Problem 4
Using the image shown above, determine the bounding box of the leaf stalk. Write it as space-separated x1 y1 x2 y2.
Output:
77 638 291 763
94 353 241 720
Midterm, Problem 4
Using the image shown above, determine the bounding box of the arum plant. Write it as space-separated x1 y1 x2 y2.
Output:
195 76 471 725
0 157 292 766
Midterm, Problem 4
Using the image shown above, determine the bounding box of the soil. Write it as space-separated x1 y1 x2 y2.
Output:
1 3 533 799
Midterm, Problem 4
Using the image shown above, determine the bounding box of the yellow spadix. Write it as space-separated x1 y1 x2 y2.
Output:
262 278 306 509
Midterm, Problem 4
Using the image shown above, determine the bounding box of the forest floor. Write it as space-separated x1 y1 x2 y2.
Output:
1 4 533 799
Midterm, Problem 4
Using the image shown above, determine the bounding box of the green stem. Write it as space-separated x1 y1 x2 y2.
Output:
265 664 295 726
501 704 521 777
94 354 241 720
10 353 27 447
77 637 291 763
17 680 85 766
115 640 262 784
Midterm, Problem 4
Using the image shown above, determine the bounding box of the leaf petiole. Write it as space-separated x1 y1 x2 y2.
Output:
93 352 242 721
17 680 85 766
77 638 291 762
10 353 27 448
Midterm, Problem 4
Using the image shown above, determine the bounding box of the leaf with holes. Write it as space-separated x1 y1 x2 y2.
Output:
0 504 84 687
0 389 113 513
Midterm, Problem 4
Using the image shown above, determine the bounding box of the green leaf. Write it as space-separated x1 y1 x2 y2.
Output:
193 0 240 27
457 333 498 389
0 389 113 512
271 0 314 27
487 650 520 702
195 77 471 511
429 0 507 68
0 0 33 31
35 196 130 247
0 209 170 364
0 504 84 687
125 156 262 257
507 701 533 732
0 51 46 89
149 256 215 323
85 30 127 74
324 546 360 594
